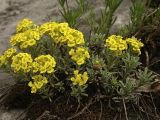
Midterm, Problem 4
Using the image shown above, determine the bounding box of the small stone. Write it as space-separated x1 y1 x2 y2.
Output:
0 112 12 120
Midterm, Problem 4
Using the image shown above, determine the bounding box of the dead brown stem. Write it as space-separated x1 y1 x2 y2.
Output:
67 98 95 120
98 100 103 120
122 98 128 120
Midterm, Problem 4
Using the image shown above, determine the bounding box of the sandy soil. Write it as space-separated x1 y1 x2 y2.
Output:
0 0 131 119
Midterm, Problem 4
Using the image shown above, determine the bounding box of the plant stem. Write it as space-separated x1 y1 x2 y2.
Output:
122 98 128 120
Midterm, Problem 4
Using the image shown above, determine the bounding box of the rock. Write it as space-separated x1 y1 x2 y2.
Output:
110 0 132 33
0 112 12 120
0 0 9 12
0 109 25 120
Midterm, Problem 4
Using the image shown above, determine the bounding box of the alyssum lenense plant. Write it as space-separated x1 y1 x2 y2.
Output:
87 34 155 98
0 19 91 101
0 18 155 102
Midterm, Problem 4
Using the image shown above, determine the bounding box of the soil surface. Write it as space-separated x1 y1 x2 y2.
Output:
0 0 131 119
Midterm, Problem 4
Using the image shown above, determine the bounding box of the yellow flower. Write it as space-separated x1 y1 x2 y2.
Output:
69 47 90 65
67 38 76 47
24 28 41 40
105 35 127 55
58 23 69 33
44 22 85 47
10 33 27 46
39 22 58 35
70 70 89 86
66 28 84 47
126 37 144 54
28 75 48 93
16 18 36 33
0 48 17 67
10 28 41 48
3 48 16 58
49 22 69 43
11 53 33 73
33 55 56 73
20 39 36 49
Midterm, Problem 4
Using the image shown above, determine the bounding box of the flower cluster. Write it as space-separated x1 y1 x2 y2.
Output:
69 47 90 65
10 33 27 46
16 18 36 33
1 18 91 94
33 55 56 74
105 35 144 55
10 28 40 49
40 22 85 47
49 22 69 44
66 28 84 47
11 53 33 73
11 19 85 50
126 37 144 54
106 35 128 55
28 75 48 93
3 48 17 58
0 48 16 67
39 22 58 35
70 70 89 86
